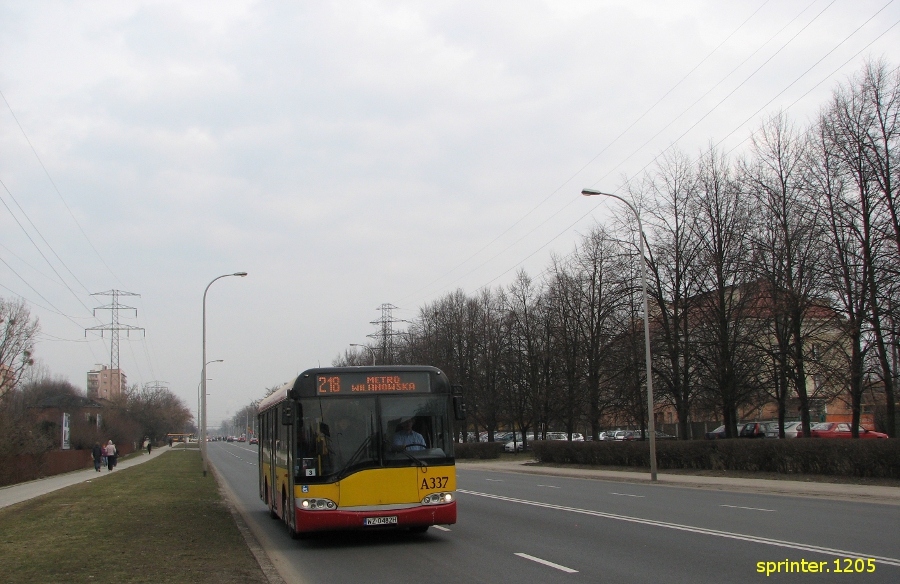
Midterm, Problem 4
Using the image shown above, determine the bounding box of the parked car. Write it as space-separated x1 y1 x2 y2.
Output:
808 422 888 439
739 422 768 438
705 423 765 439
631 430 677 441
504 440 524 452
597 431 616 441
613 430 635 441
705 425 727 439
782 421 804 438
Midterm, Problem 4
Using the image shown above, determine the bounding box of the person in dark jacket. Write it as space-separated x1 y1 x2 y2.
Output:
91 442 103 472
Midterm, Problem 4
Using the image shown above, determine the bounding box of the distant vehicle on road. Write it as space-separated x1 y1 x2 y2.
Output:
249 437 258 445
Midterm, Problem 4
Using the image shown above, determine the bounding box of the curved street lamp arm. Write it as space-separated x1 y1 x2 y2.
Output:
582 188 657 481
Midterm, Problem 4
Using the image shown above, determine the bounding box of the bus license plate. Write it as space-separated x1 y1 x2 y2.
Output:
365 516 398 526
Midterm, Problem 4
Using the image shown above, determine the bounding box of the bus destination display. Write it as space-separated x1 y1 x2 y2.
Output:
317 372 430 394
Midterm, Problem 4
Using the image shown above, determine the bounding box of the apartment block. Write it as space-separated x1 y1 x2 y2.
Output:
86 364 127 400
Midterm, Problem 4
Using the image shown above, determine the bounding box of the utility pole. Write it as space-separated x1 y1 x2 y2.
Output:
367 303 409 365
86 290 145 372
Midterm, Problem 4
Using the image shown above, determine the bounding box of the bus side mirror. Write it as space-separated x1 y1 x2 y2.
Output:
282 405 294 425
453 395 466 421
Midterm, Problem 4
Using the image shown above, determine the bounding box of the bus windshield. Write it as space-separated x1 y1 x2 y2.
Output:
295 395 452 482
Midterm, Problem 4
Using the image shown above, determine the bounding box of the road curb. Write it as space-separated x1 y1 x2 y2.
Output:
209 463 288 584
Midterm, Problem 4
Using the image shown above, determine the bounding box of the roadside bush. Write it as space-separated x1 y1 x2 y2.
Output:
455 441 504 459
531 439 900 478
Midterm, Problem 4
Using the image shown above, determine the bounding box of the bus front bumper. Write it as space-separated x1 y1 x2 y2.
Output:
295 501 456 533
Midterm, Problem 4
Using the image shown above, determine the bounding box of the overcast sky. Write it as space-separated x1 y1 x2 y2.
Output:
1 0 898 428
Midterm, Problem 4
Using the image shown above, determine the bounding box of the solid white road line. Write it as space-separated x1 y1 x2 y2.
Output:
459 490 900 567
515 553 578 573
721 504 775 512
610 492 645 498
433 525 451 532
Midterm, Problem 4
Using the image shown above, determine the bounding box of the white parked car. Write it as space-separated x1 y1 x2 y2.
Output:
504 440 524 452
783 421 804 438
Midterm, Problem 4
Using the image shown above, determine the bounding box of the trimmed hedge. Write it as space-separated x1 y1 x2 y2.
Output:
531 439 900 478
455 441 505 459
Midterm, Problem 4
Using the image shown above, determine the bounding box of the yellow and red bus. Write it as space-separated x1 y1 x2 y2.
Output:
257 366 464 538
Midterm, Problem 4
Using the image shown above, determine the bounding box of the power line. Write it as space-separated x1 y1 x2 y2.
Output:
0 86 122 286
0 178 98 314
398 0 774 304
401 0 837 306
722 10 900 156
415 1 898 306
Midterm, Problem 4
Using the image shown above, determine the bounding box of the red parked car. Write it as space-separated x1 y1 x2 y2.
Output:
808 422 888 439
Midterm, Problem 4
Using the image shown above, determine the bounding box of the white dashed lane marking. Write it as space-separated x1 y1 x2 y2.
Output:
515 553 578 573
721 504 775 512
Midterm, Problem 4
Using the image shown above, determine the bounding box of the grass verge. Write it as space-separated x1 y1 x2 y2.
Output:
0 450 268 584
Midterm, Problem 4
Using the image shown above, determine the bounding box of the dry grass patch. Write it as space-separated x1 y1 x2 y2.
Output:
0 450 267 584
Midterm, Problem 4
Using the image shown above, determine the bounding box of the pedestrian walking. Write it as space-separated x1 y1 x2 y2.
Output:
147 441 152 455
91 442 103 472
105 440 117 471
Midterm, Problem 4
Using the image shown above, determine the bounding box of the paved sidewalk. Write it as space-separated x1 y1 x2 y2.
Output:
458 460 900 505
0 445 180 509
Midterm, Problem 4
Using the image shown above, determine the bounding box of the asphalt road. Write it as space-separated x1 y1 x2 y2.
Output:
208 441 900 584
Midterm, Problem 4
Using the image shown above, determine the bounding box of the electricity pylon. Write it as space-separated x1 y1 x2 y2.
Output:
85 290 145 371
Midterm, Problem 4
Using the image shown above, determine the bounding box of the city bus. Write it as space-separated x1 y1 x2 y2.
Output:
257 365 464 538
165 433 194 445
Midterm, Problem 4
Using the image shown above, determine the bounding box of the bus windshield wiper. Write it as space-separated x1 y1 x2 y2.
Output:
397 446 428 468
337 435 374 480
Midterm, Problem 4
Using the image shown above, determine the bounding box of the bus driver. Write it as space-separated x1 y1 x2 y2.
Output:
392 417 426 451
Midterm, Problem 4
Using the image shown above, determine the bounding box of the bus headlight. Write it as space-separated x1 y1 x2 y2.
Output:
421 492 454 505
298 498 336 511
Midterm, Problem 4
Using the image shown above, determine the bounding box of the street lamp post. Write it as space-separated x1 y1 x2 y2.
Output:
350 343 376 366
199 360 224 441
582 189 658 481
202 272 247 475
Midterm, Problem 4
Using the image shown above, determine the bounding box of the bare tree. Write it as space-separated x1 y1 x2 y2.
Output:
691 147 760 437
639 149 704 439
742 112 827 437
0 298 39 400
815 80 886 437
